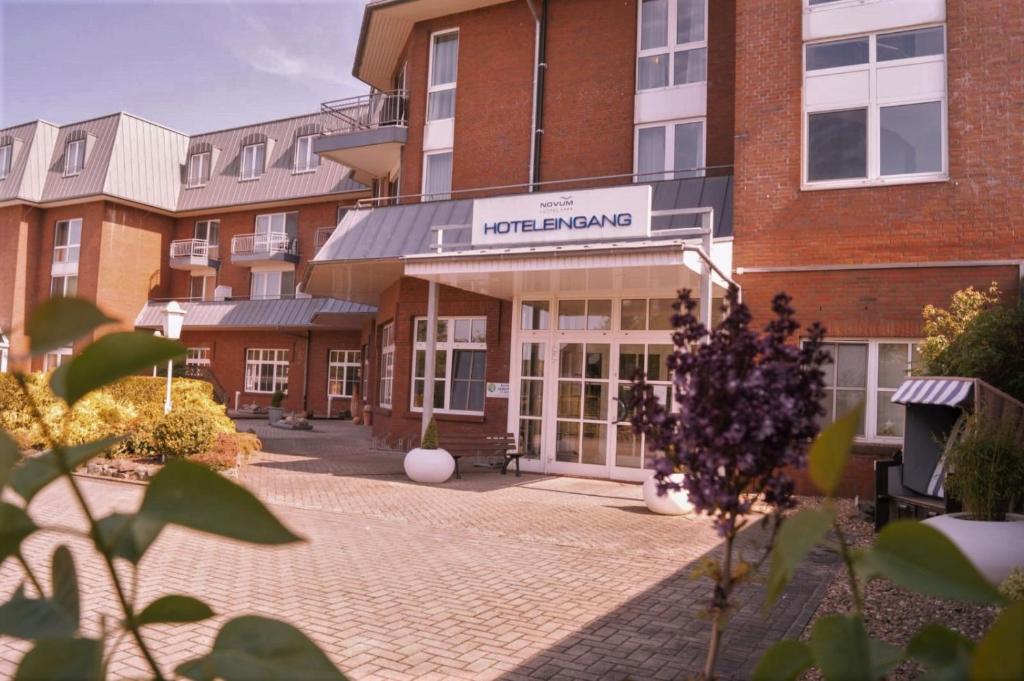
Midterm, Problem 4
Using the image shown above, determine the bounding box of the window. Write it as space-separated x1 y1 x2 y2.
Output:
255 211 298 238
293 134 318 173
194 219 220 256
250 270 295 300
422 151 452 201
379 322 395 409
412 317 487 414
240 143 266 180
637 0 707 91
64 138 85 176
635 119 704 180
328 350 362 398
53 219 82 265
0 332 8 373
188 275 216 301
187 152 211 187
816 340 920 439
186 347 211 366
50 275 78 298
804 26 946 187
0 144 11 179
557 300 612 331
44 345 73 371
427 31 459 121
245 349 289 394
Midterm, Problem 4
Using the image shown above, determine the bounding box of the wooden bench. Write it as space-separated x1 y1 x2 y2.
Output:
438 433 523 479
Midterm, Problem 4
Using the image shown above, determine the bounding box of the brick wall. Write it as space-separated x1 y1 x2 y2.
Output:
0 205 42 366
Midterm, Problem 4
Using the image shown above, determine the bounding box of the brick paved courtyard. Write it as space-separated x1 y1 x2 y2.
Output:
1 421 836 680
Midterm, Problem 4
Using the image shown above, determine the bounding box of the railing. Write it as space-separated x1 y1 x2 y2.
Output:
170 238 218 259
314 226 335 253
321 90 409 133
231 232 297 257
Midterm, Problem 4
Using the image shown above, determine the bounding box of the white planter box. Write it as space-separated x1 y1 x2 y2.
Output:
643 473 693 516
404 447 456 484
923 512 1024 584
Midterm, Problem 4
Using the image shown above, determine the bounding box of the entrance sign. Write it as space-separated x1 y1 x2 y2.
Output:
472 185 651 247
486 382 510 399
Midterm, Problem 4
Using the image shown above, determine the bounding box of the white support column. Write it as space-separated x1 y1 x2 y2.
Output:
422 280 439 437
699 211 714 331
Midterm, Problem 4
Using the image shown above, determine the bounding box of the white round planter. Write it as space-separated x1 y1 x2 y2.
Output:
643 473 693 516
404 447 456 484
922 512 1024 584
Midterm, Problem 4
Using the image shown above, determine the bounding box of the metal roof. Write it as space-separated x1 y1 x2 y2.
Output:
314 176 734 264
135 297 376 330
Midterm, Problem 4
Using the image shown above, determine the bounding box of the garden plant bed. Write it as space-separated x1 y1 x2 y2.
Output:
804 498 1000 680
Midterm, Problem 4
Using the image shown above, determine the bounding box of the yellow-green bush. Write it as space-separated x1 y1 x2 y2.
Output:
152 408 221 457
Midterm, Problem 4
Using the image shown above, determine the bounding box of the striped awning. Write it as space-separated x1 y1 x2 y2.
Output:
891 378 974 407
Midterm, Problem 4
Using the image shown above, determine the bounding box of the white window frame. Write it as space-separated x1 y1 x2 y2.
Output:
0 332 8 373
50 275 78 298
186 347 211 366
814 339 920 442
422 149 453 202
379 322 395 409
64 138 85 176
250 270 294 301
187 151 211 187
44 345 73 371
636 0 708 93
410 316 488 416
426 29 459 122
634 117 706 181
0 144 11 180
293 134 318 173
53 218 82 266
244 348 289 394
194 219 220 258
802 25 948 190
240 142 265 181
328 350 362 398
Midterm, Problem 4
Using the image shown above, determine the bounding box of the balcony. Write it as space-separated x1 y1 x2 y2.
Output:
314 226 335 254
314 90 408 182
230 232 299 266
169 239 219 273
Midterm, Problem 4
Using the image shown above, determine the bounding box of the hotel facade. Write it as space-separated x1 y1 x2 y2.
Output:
1 0 1021 492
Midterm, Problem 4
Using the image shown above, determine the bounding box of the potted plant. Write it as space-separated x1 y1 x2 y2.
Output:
643 469 692 516
403 418 455 483
924 414 1024 583
267 389 285 424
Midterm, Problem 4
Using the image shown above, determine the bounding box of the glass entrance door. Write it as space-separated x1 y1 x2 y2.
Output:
549 342 611 474
612 343 673 480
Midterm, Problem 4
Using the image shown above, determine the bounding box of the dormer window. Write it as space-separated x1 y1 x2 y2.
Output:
64 138 85 176
240 142 265 180
187 151 211 187
293 134 318 173
0 144 11 179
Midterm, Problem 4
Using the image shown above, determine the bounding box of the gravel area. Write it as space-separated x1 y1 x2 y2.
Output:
803 498 1000 680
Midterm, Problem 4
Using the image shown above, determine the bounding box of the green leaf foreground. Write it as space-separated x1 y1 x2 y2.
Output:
11 437 122 503
0 503 38 566
25 297 115 357
52 331 184 406
765 507 835 610
177 616 347 681
809 615 901 681
808 403 863 497
752 639 813 681
51 545 80 626
14 637 103 681
0 586 77 640
907 624 975 681
138 595 215 626
860 521 1005 605
0 430 20 490
971 602 1024 681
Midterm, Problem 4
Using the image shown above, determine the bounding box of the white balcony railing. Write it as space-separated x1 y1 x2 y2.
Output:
170 239 218 260
231 232 297 257
321 89 408 133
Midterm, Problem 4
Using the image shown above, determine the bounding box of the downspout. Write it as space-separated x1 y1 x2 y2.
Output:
303 330 311 414
526 0 547 191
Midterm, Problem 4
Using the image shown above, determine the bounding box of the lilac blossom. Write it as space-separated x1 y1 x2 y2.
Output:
630 287 828 534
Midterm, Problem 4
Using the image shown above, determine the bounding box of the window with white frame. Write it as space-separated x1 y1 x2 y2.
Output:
637 0 707 91
44 345 73 371
0 332 8 373
635 119 704 180
50 275 78 298
0 144 11 179
411 317 487 414
53 218 82 265
422 150 452 202
187 151 211 187
804 25 946 187
244 349 289 394
327 350 362 398
186 347 211 366
250 270 295 300
293 134 318 172
194 219 219 256
378 322 395 409
815 340 920 439
427 30 459 121
255 211 298 238
240 142 266 180
188 275 215 301
64 138 85 176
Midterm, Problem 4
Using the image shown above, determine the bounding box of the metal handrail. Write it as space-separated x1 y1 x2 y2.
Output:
354 164 735 209
321 89 409 133
231 232 297 256
170 238 211 259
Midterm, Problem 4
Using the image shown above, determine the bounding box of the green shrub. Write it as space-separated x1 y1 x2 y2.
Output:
191 432 263 470
421 418 439 449
1001 567 1024 602
945 415 1024 521
270 389 285 408
152 408 221 458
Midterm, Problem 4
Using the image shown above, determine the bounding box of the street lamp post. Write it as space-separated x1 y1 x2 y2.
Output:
161 301 186 415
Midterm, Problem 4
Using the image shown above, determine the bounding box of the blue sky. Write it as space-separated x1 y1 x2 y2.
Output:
0 0 369 133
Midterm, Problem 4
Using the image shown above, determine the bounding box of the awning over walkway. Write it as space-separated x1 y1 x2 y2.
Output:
891 378 974 407
135 297 376 331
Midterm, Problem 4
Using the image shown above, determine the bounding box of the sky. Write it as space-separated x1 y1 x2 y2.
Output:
0 0 369 133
